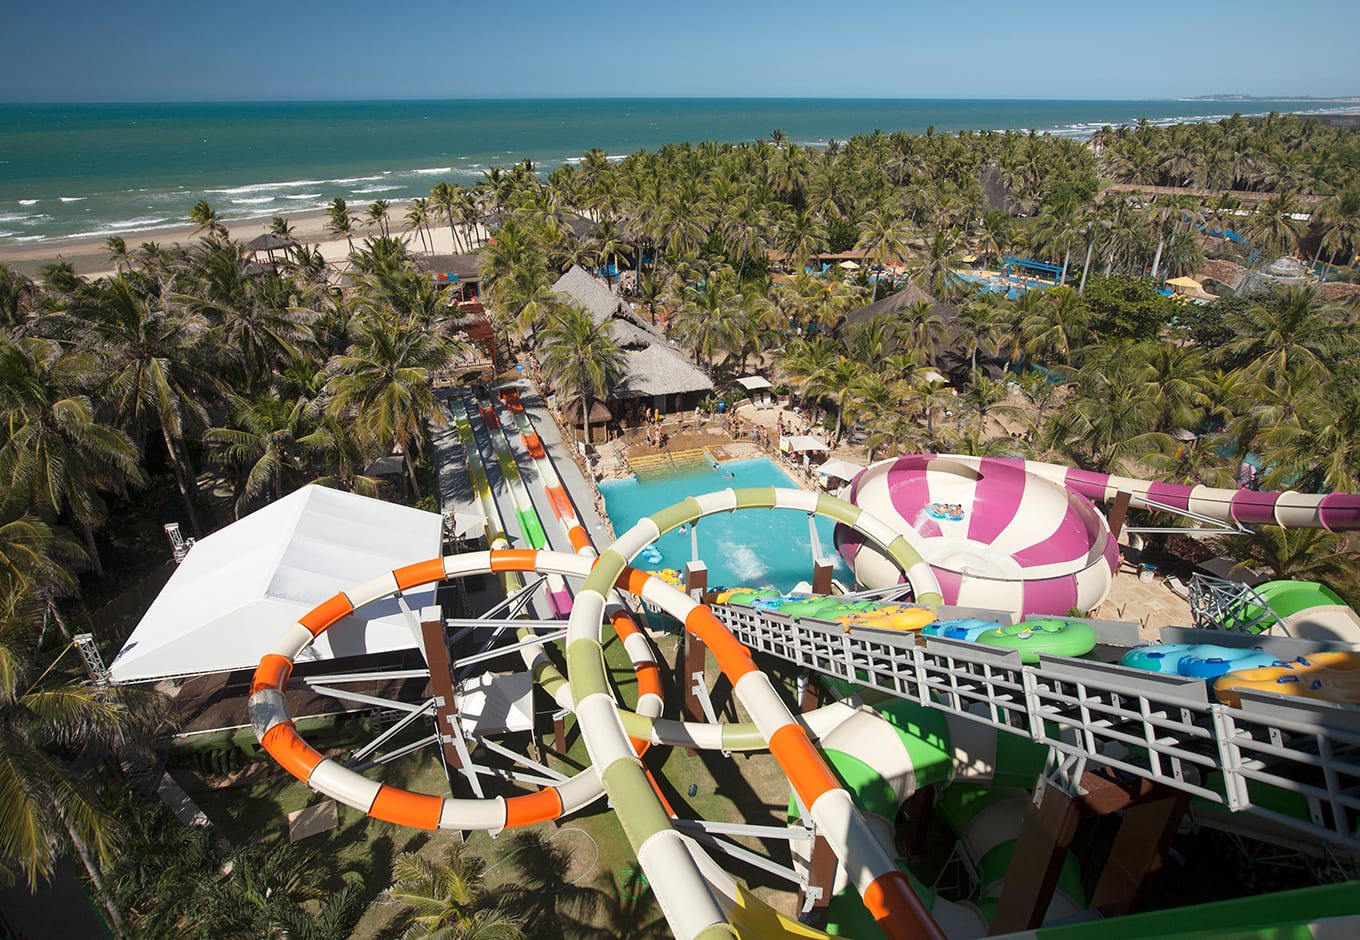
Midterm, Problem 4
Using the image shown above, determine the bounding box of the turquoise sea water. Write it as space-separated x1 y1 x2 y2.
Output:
0 97 1336 245
599 456 849 592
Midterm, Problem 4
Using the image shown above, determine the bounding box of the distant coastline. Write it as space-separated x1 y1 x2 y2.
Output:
1182 94 1360 102
2 97 1353 264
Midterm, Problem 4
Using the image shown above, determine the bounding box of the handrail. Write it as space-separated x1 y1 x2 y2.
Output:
713 602 1360 851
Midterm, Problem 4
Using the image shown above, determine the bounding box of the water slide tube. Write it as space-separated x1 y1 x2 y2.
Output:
804 697 1087 937
836 455 1118 617
254 487 953 938
1231 580 1360 641
836 454 1360 618
468 393 574 616
1017 881 1360 940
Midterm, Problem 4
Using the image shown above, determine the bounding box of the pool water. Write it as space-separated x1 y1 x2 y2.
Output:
600 457 850 592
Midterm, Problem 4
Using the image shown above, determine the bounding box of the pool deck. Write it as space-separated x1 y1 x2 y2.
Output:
518 387 1191 638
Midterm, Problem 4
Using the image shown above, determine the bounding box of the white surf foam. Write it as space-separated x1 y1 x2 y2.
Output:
59 196 86 203
205 179 326 195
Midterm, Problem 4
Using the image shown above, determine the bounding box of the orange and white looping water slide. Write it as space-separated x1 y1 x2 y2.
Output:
251 489 947 940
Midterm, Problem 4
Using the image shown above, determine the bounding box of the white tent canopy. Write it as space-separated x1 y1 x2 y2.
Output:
109 486 443 684
816 458 865 482
785 434 829 452
735 375 772 391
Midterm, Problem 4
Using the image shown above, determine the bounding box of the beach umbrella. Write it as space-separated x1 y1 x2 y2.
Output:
245 231 296 264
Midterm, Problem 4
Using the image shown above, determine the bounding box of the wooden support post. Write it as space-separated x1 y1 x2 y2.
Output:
553 712 566 756
682 560 709 756
683 629 708 756
989 784 1082 935
684 559 708 597
799 832 837 928
1109 488 1133 541
812 559 834 596
1091 789 1190 917
420 609 473 797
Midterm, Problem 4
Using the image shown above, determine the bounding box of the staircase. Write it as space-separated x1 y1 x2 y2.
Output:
626 447 712 480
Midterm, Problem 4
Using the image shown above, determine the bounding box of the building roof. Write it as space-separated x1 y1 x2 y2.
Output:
415 253 482 281
551 266 713 400
841 283 959 333
552 264 626 324
109 486 441 684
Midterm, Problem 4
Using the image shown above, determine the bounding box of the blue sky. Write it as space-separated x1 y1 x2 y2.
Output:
2 0 1355 102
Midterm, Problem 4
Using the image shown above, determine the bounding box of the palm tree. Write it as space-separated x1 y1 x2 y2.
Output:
103 237 129 276
1225 527 1357 585
538 304 623 448
854 209 912 299
196 843 332 939
176 238 318 390
206 392 313 516
671 276 744 375
386 844 524 940
67 276 224 535
0 337 144 577
893 298 947 366
802 355 867 444
1044 355 1169 473
911 227 967 301
1020 287 1093 366
0 509 82 603
269 215 295 238
406 198 434 254
324 197 355 251
366 199 392 238
1219 286 1342 387
0 265 37 331
1312 187 1360 270
0 589 168 932
324 314 458 501
1244 191 1306 261
952 298 1004 375
188 200 226 239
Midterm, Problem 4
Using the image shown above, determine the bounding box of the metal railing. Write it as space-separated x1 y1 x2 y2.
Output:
713 603 1360 851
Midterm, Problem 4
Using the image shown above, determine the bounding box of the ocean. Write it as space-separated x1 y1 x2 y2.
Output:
0 97 1341 246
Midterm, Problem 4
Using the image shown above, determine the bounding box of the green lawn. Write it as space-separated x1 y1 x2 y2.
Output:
188 619 810 936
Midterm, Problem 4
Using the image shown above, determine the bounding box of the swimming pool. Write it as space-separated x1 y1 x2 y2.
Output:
599 457 850 592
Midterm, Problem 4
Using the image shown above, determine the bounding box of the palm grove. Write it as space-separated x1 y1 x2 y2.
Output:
1 110 1358 934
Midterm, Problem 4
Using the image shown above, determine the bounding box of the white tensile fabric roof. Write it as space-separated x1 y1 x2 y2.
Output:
109 486 443 684
786 434 829 452
735 375 772 391
816 458 864 481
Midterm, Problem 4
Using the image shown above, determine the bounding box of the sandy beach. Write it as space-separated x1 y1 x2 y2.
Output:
0 201 472 280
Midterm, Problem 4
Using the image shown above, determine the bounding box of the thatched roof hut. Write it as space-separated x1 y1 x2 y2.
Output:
841 283 958 332
841 284 1008 380
550 266 713 406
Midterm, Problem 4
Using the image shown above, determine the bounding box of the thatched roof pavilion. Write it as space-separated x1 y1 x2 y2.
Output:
550 266 713 412
841 283 958 332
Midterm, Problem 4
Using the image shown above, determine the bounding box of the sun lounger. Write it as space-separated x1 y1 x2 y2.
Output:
1165 576 1191 600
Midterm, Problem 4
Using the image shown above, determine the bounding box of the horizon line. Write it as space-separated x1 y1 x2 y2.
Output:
4 93 1359 107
